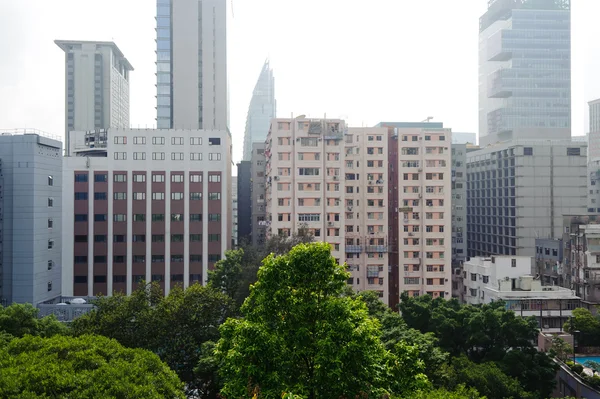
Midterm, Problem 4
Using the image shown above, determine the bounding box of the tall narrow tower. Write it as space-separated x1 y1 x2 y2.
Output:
156 0 228 131
242 60 276 161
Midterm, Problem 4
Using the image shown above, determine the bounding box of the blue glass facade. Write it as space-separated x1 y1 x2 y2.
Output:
480 0 570 143
156 0 172 129
242 61 276 161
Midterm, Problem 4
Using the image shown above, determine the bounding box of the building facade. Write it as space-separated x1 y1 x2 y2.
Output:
452 144 468 268
55 40 133 153
478 0 571 146
62 128 232 297
0 131 63 305
462 256 579 330
236 161 252 245
242 61 276 161
265 118 390 302
156 0 228 131
467 140 587 258
535 238 564 286
250 143 267 247
589 99 600 161
232 176 238 248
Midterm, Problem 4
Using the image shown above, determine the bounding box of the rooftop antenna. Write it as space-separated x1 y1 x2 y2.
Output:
422 116 434 123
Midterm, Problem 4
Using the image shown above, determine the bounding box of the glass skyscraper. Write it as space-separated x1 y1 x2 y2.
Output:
479 0 571 146
242 60 276 161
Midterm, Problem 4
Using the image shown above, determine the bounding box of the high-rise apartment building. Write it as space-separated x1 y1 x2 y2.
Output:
242 61 276 161
156 0 228 131
451 144 468 267
265 118 390 302
236 161 252 244
232 176 238 248
250 143 267 247
62 128 232 297
467 140 587 258
55 40 133 153
0 131 63 306
379 123 453 306
478 0 571 146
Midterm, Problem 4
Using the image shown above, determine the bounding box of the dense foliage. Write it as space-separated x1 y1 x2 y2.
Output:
71 283 232 396
0 303 66 344
563 307 600 347
216 243 429 399
0 334 185 398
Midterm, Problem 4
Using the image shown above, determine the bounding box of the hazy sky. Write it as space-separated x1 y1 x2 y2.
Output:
1 0 599 163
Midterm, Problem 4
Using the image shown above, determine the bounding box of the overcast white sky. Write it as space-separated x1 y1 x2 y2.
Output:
0 0 599 163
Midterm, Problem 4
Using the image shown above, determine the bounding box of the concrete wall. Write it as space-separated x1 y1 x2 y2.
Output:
0 134 62 305
250 143 266 247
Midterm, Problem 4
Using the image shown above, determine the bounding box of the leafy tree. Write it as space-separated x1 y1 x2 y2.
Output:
443 356 526 399
208 249 244 304
71 283 232 395
216 243 428 399
0 334 185 398
564 307 600 346
403 385 484 399
0 303 67 342
264 224 314 256
549 336 572 362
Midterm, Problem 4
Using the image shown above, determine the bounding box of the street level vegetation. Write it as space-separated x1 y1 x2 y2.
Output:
0 240 572 398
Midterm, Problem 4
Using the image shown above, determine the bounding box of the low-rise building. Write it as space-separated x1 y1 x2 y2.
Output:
462 256 580 330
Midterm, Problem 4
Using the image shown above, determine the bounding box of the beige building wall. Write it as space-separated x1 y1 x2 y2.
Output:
265 118 389 302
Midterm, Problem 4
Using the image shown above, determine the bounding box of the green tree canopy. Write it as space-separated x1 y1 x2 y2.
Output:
216 243 429 399
0 334 185 398
564 307 600 346
71 282 232 395
0 303 67 343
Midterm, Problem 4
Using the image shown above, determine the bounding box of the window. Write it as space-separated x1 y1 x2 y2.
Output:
114 173 127 182
113 214 127 222
190 234 202 242
171 174 184 183
171 192 184 200
208 254 221 263
94 214 107 222
48 197 54 207
190 214 202 222
483 275 489 284
191 137 202 145
171 213 183 222
152 214 165 222
47 239 54 249
190 153 202 161
208 214 221 222
208 174 221 183
171 234 184 242
208 192 221 200
48 175 54 186
133 136 146 145
47 281 53 292
511 259 517 267
567 147 581 156
152 234 165 242
74 192 88 200
171 152 184 160
133 255 146 263
209 153 222 161
94 235 107 243
48 218 53 228
152 137 165 145
113 235 125 243
114 136 127 144
114 192 127 200
171 137 184 145
113 275 127 283
524 147 533 156
190 255 202 263
74 256 88 264
114 152 127 160
208 234 220 242
94 192 107 200
133 152 146 160
152 274 164 282
133 174 146 182
190 192 202 200
152 174 165 182
152 192 165 200
133 192 145 200
152 255 165 263
113 255 126 263
132 234 146 242
75 214 88 222
75 173 88 182
209 137 221 145
190 174 202 182
404 277 420 285
152 152 165 160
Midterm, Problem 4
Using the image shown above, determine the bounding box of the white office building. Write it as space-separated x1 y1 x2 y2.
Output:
463 256 579 330
156 0 228 131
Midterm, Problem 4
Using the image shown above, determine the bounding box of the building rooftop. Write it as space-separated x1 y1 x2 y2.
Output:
375 121 444 129
54 40 134 71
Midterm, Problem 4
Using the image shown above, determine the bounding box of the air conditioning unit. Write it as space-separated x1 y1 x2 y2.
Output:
408 232 414 237
273 176 279 180
328 222 334 226
418 168 423 172
333 176 339 181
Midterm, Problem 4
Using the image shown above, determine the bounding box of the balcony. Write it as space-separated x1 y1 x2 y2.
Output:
487 30 512 62
487 69 512 99
365 245 389 253
588 245 600 254
346 245 363 253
